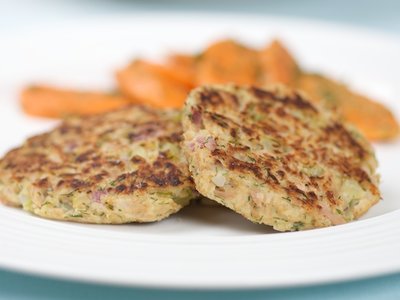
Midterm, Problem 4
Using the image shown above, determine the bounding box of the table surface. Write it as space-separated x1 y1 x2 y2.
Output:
1 0 400 299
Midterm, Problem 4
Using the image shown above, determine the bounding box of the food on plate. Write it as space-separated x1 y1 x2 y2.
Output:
21 39 399 141
258 39 300 85
0 106 198 223
166 39 300 87
116 39 399 141
166 54 197 87
182 84 380 231
195 39 261 85
116 60 193 108
8 35 394 229
296 74 400 141
21 85 132 118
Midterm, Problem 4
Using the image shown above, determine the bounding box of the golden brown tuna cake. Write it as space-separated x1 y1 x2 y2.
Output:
182 84 380 231
0 106 198 223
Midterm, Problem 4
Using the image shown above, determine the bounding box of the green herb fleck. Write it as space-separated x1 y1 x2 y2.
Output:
62 189 78 198
274 217 288 222
256 216 264 223
70 213 83 218
194 53 204 62
110 176 124 187
291 221 304 231
247 156 256 163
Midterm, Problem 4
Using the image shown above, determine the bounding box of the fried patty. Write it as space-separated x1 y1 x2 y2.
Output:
0 106 198 223
182 84 380 231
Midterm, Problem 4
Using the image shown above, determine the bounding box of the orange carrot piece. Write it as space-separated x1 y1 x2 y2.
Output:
165 54 197 87
20 86 132 118
116 60 190 108
258 39 300 85
195 39 261 85
297 74 400 141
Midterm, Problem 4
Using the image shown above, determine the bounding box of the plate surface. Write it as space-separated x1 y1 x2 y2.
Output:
0 13 400 289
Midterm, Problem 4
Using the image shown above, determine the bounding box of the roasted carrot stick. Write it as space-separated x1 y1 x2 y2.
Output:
297 73 400 141
21 85 131 118
116 60 191 108
21 38 399 141
258 39 300 85
195 39 261 85
165 54 197 87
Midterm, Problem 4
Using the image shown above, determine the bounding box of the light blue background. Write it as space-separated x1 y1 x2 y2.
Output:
1 0 400 33
1 0 400 299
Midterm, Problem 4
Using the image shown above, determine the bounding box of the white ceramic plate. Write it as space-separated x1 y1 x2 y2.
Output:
0 13 400 289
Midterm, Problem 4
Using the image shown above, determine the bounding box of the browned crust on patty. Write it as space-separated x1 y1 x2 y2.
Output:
0 105 197 223
182 84 380 231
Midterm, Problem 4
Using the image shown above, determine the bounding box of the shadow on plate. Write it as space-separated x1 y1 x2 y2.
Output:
175 202 277 234
122 201 277 235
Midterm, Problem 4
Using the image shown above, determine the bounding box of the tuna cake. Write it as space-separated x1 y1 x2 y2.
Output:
182 84 380 231
0 106 198 223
